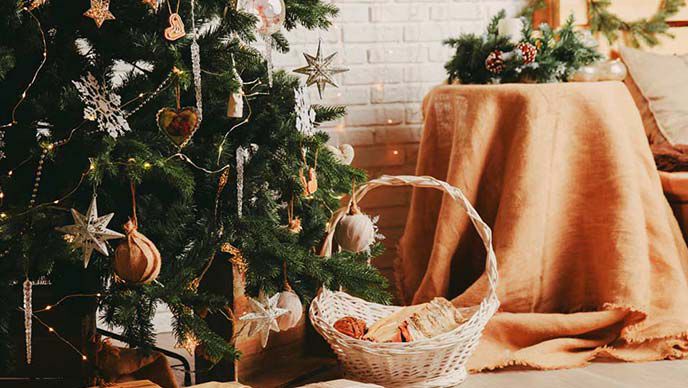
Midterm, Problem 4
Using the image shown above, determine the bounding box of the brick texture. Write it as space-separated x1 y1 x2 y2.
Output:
273 0 525 291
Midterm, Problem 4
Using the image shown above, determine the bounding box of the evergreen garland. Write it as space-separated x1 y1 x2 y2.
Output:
444 12 601 84
589 0 685 48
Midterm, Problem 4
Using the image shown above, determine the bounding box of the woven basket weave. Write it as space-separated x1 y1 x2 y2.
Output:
309 175 499 387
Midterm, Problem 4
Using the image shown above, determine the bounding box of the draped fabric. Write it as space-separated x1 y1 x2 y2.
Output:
397 82 688 371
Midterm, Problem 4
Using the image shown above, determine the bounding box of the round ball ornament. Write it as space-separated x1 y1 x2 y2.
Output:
599 59 627 81
335 206 377 253
485 50 505 74
569 64 600 82
275 289 303 331
516 42 537 64
113 219 162 284
241 0 286 36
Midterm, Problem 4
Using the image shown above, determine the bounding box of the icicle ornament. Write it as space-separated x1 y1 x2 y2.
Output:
264 35 274 87
0 129 5 161
23 279 32 364
236 144 258 218
190 0 203 123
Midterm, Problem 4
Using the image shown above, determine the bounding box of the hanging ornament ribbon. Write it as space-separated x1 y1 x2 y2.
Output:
299 147 318 197
190 0 203 123
23 278 32 364
286 197 302 233
236 144 258 218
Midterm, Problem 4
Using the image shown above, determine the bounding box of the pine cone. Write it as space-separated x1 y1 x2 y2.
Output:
516 42 537 64
485 50 505 74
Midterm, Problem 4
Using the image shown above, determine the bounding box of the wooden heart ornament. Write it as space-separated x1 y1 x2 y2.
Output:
156 107 200 147
299 167 318 196
164 13 186 41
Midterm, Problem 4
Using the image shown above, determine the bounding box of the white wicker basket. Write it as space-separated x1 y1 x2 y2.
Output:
309 175 499 387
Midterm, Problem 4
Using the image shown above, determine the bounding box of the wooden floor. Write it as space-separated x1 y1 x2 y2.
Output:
154 332 688 387
460 360 688 388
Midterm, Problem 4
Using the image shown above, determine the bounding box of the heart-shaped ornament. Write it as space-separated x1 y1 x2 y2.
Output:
156 107 200 148
325 144 355 165
164 13 186 41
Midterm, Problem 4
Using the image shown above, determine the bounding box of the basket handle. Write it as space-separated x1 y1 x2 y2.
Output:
319 175 498 302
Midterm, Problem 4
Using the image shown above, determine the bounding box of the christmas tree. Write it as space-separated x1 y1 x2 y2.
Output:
0 0 388 380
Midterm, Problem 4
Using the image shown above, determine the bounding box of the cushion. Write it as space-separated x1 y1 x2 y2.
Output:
619 46 688 145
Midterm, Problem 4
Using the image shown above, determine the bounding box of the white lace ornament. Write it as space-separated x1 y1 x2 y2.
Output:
294 84 316 137
73 72 131 138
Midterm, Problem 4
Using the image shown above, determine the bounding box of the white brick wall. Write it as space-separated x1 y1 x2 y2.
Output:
274 0 524 145
273 0 525 290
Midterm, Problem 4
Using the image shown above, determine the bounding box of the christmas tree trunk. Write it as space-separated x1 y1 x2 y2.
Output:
0 0 389 383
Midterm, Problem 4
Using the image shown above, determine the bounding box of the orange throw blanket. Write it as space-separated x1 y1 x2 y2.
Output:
397 82 688 371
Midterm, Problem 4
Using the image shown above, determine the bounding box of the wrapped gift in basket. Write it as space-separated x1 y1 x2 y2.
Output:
309 175 499 387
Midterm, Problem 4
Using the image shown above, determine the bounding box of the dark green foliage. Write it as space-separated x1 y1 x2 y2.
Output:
0 0 388 372
589 0 685 48
444 11 601 84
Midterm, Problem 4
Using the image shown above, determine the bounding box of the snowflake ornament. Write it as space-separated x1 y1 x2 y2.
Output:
294 84 316 137
73 72 131 138
239 292 288 348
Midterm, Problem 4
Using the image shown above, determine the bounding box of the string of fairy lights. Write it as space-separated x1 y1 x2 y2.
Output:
0 8 47 131
0 1 235 366
0 0 293 369
19 292 102 363
2 0 342 373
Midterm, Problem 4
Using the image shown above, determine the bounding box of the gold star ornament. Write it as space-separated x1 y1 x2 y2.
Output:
27 0 48 10
141 0 158 11
293 40 349 99
84 0 115 28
